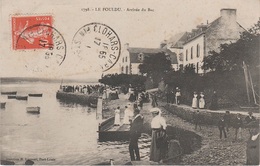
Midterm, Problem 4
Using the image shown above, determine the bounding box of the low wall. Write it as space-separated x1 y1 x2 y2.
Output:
164 104 259 127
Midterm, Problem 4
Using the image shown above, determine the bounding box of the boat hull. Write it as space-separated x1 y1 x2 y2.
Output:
0 102 6 109
98 117 130 141
16 96 28 100
1 91 17 95
26 107 40 114
28 94 43 97
7 95 16 99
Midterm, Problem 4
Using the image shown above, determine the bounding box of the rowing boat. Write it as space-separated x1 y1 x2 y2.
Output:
98 117 130 141
1 91 17 95
0 102 6 109
16 96 28 100
28 93 43 97
7 95 16 99
26 107 40 114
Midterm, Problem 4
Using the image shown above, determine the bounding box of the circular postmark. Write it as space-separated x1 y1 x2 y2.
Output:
16 24 66 71
72 22 121 72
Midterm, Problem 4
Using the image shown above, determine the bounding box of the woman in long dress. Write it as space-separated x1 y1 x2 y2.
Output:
199 92 205 109
123 104 134 124
114 106 121 126
192 92 198 108
150 107 167 162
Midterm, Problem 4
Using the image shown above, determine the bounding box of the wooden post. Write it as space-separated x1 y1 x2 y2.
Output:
243 61 251 104
96 97 103 121
248 69 257 105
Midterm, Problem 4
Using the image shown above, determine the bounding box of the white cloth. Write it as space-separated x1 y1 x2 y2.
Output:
251 133 259 141
192 94 198 108
123 108 133 124
199 95 205 108
176 91 181 97
151 115 167 130
114 109 120 125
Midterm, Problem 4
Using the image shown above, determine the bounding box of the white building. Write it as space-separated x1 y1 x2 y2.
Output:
120 43 178 75
166 8 245 74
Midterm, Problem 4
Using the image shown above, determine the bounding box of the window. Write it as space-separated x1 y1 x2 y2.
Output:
125 57 127 62
197 62 199 73
186 49 188 61
122 57 124 63
126 66 128 74
197 44 200 57
138 53 144 61
191 47 193 59
121 66 124 73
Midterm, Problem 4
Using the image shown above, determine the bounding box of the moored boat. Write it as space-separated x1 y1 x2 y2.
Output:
98 117 130 141
16 96 28 100
7 95 16 99
26 106 40 114
28 93 43 97
1 91 17 95
0 102 6 109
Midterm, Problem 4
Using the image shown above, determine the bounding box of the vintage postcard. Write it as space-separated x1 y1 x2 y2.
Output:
0 0 259 165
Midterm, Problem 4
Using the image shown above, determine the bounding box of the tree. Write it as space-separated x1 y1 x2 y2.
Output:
98 73 146 88
202 20 260 72
202 20 260 105
139 52 172 86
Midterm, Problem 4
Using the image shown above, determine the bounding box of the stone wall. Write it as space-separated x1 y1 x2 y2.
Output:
164 104 259 127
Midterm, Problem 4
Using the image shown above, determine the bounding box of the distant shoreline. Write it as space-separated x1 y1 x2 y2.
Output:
0 77 99 84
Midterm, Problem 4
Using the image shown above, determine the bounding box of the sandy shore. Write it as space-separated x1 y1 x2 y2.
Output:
103 93 252 165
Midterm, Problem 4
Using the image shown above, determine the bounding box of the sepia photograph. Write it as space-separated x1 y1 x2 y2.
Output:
0 0 259 165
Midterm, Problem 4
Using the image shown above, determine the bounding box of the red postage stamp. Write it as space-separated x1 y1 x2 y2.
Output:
12 15 53 50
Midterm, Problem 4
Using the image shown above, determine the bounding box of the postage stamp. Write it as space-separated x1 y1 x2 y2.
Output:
12 15 53 50
72 22 121 72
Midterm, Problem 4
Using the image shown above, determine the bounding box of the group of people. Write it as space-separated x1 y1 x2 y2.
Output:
192 90 219 110
218 111 257 140
192 92 205 109
113 101 168 163
165 87 181 105
60 84 104 95
113 89 258 164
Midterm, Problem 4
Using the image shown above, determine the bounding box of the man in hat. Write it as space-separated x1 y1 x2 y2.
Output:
245 111 256 124
149 107 167 163
234 113 243 140
245 111 257 138
129 108 143 161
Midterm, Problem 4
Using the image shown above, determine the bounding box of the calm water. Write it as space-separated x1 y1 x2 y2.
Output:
0 82 151 165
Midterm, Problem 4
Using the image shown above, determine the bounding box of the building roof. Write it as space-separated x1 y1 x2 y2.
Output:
167 32 189 48
127 47 178 64
183 17 245 44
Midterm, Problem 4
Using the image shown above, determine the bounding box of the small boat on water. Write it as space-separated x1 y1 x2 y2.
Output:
98 117 130 141
16 96 28 100
0 102 6 109
28 93 43 97
1 91 17 95
26 106 40 114
7 95 16 99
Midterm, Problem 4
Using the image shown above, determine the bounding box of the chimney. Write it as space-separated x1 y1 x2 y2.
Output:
220 8 237 22
160 40 167 49
125 43 129 49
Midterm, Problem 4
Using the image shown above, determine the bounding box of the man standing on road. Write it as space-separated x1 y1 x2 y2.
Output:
129 108 144 161
234 113 243 140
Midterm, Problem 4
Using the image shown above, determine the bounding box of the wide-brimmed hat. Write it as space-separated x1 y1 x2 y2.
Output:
150 107 161 113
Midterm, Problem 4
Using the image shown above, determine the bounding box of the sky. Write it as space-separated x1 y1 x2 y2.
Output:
0 0 259 81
